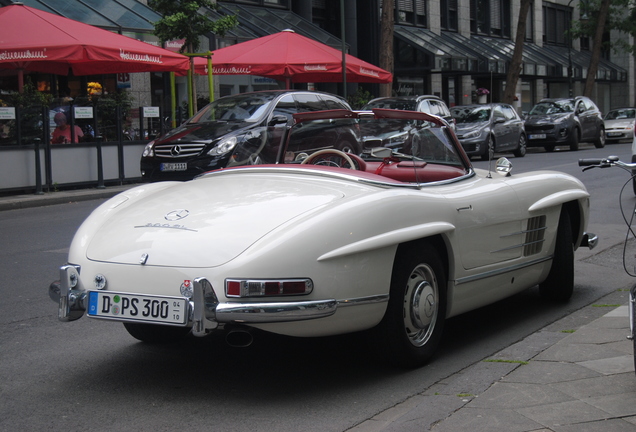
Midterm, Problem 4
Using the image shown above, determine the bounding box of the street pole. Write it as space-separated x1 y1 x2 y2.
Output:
567 0 574 97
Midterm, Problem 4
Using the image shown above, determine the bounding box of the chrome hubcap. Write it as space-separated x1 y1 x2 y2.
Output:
403 263 438 347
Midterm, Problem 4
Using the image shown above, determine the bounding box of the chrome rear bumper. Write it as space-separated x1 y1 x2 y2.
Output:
49 267 338 337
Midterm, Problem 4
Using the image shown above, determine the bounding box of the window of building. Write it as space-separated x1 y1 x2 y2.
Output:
441 0 458 31
222 0 289 7
394 0 427 27
470 0 511 37
543 2 569 46
525 4 533 42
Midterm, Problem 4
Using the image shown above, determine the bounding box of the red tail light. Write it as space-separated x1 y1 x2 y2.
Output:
225 279 313 297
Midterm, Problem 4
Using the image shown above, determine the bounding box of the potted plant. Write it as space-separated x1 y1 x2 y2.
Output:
475 88 489 104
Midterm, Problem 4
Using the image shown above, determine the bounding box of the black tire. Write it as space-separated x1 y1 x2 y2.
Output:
544 144 555 152
337 139 359 154
513 134 527 157
539 210 574 302
123 322 191 343
594 127 606 148
632 173 636 196
481 136 495 161
569 128 580 151
374 242 447 368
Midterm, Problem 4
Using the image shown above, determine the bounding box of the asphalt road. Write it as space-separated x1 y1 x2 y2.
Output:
1 141 635 431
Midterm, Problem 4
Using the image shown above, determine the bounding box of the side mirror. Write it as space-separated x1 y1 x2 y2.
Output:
495 157 513 176
269 115 289 126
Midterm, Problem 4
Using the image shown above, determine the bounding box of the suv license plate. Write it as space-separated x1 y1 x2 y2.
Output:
88 291 188 325
528 134 546 140
160 163 187 172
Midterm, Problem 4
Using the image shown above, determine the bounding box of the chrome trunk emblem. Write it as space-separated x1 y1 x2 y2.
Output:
165 209 190 221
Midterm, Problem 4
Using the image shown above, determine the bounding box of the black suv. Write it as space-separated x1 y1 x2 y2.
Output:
524 96 605 151
362 95 456 131
140 90 357 181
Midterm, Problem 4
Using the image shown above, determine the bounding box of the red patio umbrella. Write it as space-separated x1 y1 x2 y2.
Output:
192 30 392 87
0 4 190 90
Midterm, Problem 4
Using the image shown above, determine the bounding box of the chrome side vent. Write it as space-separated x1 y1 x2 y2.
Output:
524 215 546 256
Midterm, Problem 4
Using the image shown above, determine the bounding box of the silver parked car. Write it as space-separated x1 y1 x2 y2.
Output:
604 108 635 143
450 103 526 161
362 95 456 131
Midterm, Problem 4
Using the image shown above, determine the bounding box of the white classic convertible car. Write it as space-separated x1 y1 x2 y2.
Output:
50 108 597 367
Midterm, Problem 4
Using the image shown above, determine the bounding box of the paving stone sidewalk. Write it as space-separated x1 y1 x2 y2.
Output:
350 292 636 432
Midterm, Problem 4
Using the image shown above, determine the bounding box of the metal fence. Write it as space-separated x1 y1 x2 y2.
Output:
0 101 185 194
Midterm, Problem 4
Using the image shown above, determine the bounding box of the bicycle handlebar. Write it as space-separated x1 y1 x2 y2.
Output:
578 158 606 167
578 156 634 171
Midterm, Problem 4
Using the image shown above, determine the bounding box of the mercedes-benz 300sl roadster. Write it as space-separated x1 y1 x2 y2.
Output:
49 108 597 367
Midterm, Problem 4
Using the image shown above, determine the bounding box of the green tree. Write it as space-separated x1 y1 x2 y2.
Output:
149 0 238 114
149 0 238 54
570 0 636 97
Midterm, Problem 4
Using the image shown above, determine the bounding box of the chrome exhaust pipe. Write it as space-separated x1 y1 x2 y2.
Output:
225 326 254 348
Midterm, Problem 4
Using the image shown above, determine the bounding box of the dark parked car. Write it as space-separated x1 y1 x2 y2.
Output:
524 96 605 151
140 90 357 181
450 103 526 160
362 95 455 131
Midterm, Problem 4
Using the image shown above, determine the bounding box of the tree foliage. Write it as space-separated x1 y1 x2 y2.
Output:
571 0 636 55
568 0 636 96
149 0 238 53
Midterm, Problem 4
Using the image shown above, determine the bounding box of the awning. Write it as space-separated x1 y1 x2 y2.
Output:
394 26 481 72
1 0 160 32
541 45 627 82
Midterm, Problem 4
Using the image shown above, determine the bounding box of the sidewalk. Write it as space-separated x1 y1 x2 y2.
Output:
350 288 636 432
0 183 137 211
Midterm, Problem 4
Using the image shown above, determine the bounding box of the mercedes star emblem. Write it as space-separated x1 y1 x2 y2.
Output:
164 209 190 221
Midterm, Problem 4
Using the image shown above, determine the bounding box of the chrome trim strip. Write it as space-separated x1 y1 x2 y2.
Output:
500 226 547 238
455 255 552 285
199 166 475 190
337 294 390 307
215 299 337 324
491 238 545 253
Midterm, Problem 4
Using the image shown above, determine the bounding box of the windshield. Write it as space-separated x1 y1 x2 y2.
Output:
189 93 277 124
284 115 465 168
529 101 574 115
451 107 491 124
605 109 636 120
363 99 418 111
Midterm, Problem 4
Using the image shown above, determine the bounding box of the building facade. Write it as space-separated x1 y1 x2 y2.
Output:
211 0 632 114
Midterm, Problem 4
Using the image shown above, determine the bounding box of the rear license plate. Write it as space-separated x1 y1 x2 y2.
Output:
88 291 188 325
160 162 187 172
528 134 546 140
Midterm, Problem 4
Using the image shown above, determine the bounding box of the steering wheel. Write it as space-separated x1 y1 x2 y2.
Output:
301 149 358 170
